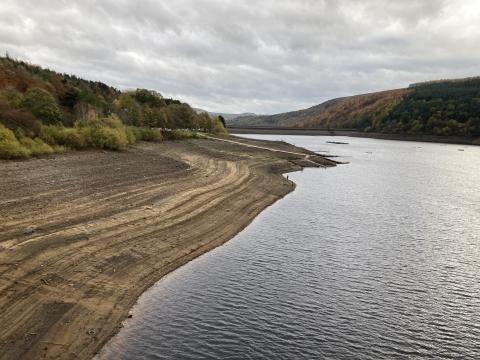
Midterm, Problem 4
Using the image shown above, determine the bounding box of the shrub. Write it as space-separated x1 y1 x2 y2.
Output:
40 125 86 149
0 124 29 159
98 115 124 129
163 129 199 140
2 113 169 159
76 117 129 150
0 89 25 108
80 125 128 150
0 98 42 137
125 126 139 144
21 87 63 125
137 127 162 141
212 117 228 135
19 137 54 156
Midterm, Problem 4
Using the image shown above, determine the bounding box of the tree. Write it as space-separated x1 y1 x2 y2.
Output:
196 112 211 132
134 89 164 107
218 115 226 128
168 103 196 129
117 93 143 126
59 87 79 108
21 87 63 125
143 107 168 128
213 117 228 134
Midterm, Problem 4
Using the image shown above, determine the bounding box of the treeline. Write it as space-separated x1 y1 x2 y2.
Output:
0 56 226 159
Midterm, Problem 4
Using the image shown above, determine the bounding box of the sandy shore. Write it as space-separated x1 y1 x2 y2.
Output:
0 137 336 360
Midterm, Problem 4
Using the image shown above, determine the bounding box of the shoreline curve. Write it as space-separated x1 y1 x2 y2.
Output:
0 136 336 360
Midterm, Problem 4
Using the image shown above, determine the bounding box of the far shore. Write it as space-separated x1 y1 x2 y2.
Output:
228 127 480 146
0 136 336 360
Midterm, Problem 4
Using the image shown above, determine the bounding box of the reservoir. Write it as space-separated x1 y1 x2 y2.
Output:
99 135 480 359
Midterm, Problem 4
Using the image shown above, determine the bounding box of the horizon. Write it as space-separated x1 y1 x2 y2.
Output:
4 54 479 118
1 0 480 114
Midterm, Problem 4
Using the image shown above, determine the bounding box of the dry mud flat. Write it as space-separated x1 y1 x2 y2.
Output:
0 137 335 360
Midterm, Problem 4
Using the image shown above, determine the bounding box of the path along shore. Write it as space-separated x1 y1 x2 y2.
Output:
0 136 336 360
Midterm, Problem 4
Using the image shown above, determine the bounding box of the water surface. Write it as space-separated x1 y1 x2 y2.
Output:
99 136 480 359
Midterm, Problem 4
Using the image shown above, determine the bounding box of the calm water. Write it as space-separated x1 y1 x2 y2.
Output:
99 136 480 359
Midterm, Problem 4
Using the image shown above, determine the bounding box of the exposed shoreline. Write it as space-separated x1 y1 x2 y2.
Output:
228 127 480 146
0 137 336 360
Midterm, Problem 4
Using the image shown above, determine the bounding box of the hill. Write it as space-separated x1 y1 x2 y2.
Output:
0 56 226 159
193 108 256 121
230 78 480 138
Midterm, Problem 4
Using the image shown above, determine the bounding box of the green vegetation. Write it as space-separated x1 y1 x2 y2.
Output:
0 123 55 159
163 129 200 140
21 87 63 125
378 79 480 136
230 78 480 139
0 124 30 159
0 56 228 159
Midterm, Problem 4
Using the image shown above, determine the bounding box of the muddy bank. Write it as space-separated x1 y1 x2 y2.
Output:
0 137 335 360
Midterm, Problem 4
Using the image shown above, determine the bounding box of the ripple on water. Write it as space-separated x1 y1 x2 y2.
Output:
99 136 480 360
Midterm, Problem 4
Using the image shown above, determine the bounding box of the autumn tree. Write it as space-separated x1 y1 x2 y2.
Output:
21 88 63 125
117 93 143 126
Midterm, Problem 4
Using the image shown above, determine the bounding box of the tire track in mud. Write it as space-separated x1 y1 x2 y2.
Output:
0 139 335 360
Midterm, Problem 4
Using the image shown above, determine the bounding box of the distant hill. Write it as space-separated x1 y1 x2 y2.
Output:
230 77 480 137
194 108 256 121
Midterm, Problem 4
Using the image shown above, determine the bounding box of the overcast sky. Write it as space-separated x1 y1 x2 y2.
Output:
1 0 480 114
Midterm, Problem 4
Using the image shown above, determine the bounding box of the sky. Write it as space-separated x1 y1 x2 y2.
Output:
1 0 480 114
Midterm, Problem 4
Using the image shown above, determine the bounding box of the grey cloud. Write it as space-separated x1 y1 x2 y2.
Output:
0 0 479 114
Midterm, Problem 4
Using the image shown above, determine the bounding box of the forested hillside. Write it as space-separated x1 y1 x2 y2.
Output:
0 56 226 159
230 77 480 138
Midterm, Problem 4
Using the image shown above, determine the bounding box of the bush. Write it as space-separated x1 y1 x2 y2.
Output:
40 125 86 149
163 129 199 140
139 127 162 141
0 99 42 137
39 117 163 153
212 118 228 135
125 126 139 144
2 111 194 160
19 137 54 156
72 117 127 150
125 126 161 142
0 124 29 159
80 125 128 150
21 87 63 125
